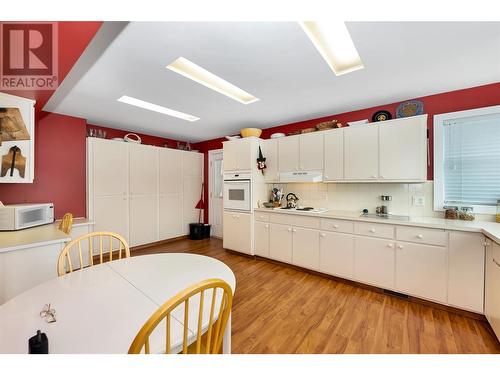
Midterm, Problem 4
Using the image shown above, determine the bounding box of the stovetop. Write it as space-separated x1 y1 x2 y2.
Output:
273 207 330 214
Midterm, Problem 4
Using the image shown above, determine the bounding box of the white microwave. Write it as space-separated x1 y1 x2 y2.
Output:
223 173 251 212
0 203 55 231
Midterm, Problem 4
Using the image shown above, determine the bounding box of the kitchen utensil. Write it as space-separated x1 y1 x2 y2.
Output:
240 128 262 138
286 193 299 209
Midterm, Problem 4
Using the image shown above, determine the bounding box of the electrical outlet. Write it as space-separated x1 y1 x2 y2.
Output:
412 196 425 206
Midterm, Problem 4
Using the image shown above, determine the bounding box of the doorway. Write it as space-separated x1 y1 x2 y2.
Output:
208 149 224 238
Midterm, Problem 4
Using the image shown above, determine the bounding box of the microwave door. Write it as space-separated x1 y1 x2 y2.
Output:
16 207 47 229
224 180 251 211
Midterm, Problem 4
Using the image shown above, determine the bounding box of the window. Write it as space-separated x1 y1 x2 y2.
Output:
434 105 500 214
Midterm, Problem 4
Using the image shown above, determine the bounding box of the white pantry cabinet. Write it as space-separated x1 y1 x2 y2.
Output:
278 132 324 172
129 195 159 247
354 235 395 289
395 241 447 303
262 138 279 183
93 195 129 237
379 115 427 181
344 125 379 180
159 148 183 194
269 223 293 263
448 232 485 313
223 138 253 172
254 221 270 257
223 211 252 254
319 231 354 279
485 240 500 339
182 152 204 235
323 129 344 181
292 227 320 270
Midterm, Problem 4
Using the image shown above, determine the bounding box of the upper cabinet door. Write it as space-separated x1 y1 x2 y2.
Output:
324 130 343 180
278 136 300 172
183 151 203 177
159 148 182 194
299 132 324 170
129 144 158 195
223 141 237 172
344 125 379 180
223 139 252 171
379 115 427 181
92 138 129 196
262 139 278 182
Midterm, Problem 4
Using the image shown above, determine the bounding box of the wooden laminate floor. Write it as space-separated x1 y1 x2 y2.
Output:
132 237 500 354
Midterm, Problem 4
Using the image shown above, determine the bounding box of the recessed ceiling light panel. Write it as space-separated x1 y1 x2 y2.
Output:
167 57 259 105
300 21 364 76
117 95 200 122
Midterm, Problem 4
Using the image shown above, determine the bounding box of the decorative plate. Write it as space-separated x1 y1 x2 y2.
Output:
371 110 392 122
396 100 424 118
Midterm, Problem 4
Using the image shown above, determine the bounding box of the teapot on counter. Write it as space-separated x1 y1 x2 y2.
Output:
286 193 299 209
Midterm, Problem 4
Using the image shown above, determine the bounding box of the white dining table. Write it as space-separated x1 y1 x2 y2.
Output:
0 253 236 354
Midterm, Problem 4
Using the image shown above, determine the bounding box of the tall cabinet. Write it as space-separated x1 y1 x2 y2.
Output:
88 138 203 247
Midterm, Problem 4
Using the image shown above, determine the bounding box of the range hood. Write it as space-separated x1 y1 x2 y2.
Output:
279 170 324 183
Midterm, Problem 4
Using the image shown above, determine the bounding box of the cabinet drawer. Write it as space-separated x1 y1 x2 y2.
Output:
269 213 320 229
354 222 395 239
396 226 447 247
255 212 270 222
320 218 353 234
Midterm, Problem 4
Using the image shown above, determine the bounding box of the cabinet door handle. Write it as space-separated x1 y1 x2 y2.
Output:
416 234 423 239
264 224 269 229
320 233 326 238
287 228 292 232
325 175 329 180
380 175 386 179
292 228 297 233
333 224 339 229
397 245 403 249
369 228 376 233
387 243 394 248
371 174 378 178
484 242 491 247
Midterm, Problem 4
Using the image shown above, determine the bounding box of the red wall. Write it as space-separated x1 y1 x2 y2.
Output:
193 82 500 223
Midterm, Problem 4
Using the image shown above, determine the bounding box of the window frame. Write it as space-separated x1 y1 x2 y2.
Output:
433 104 500 214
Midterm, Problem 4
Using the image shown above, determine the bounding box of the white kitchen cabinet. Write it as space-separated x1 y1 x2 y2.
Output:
223 211 252 254
269 223 293 263
292 227 320 270
159 148 183 194
319 231 354 279
299 132 324 171
183 151 203 177
278 136 300 172
92 138 129 196
254 221 270 257
324 129 343 181
93 195 129 241
262 138 279 182
182 152 203 234
448 232 485 313
344 125 379 180
379 115 427 181
223 139 252 171
485 240 500 339
159 193 183 240
354 236 395 289
129 195 159 247
129 143 159 195
395 241 447 303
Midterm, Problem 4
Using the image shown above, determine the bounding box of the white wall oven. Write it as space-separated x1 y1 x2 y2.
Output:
223 172 251 211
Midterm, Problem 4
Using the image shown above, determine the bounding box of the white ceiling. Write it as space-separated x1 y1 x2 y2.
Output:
44 21 500 142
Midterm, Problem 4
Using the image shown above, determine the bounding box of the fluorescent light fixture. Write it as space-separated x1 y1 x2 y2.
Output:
166 57 259 105
117 95 200 122
299 21 364 76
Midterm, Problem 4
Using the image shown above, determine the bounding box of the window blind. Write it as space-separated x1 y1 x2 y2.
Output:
443 113 500 206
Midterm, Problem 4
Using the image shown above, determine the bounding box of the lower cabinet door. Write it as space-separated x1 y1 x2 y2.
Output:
93 195 129 242
292 227 320 270
254 221 270 257
354 236 395 289
222 212 252 254
395 241 447 303
485 242 500 339
319 231 354 279
269 223 293 263
159 193 183 240
129 195 159 247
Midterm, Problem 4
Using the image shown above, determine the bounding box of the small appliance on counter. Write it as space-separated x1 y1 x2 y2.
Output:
0 203 54 231
286 193 299 209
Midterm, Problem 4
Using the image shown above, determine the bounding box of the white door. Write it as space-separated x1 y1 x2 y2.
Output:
254 221 270 257
299 132 324 171
292 227 320 270
262 139 279 183
93 195 129 241
354 236 395 289
159 193 183 240
222 211 252 254
92 138 128 196
182 152 203 233
209 150 224 238
395 241 447 303
324 129 344 181
269 223 293 263
344 125 379 180
129 143 158 196
448 232 485 312
379 116 426 181
319 231 354 278
159 148 182 194
129 195 159 247
278 136 300 172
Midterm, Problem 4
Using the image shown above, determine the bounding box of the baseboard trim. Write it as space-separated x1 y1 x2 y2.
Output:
130 235 189 252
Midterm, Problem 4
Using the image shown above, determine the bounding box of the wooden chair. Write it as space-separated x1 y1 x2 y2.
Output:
128 278 233 354
57 231 130 276
58 213 73 235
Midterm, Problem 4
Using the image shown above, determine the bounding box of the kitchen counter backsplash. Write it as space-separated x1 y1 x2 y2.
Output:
267 181 496 222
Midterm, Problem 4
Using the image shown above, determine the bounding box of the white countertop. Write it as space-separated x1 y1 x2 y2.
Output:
255 207 500 243
0 218 94 253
